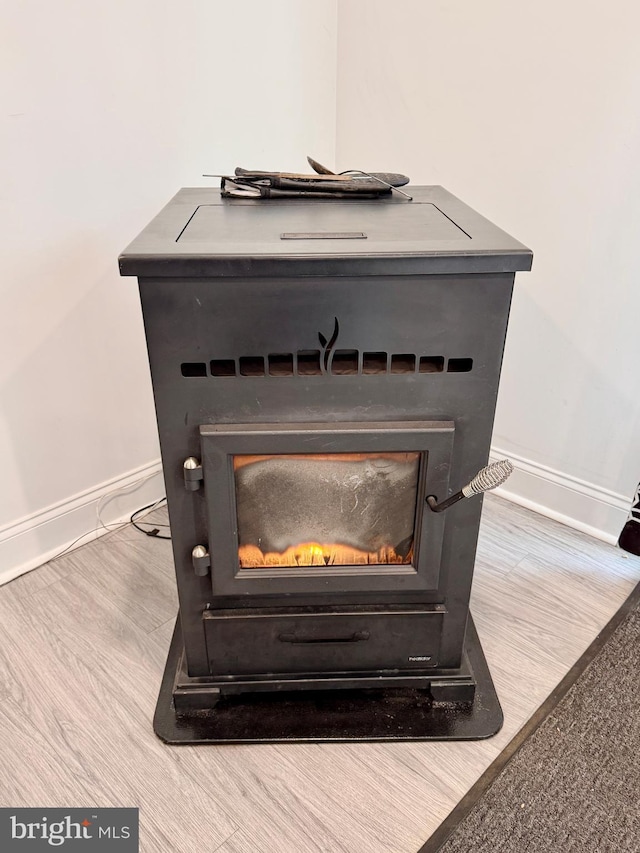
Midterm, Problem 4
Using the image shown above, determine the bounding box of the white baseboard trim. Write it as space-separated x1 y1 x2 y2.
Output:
490 446 630 545
0 459 165 587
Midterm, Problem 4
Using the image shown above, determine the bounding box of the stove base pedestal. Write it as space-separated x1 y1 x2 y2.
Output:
153 614 503 744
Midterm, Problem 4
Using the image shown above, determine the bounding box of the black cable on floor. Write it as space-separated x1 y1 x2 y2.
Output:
131 498 171 540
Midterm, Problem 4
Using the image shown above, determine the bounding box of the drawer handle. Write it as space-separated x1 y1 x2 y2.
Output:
278 630 370 645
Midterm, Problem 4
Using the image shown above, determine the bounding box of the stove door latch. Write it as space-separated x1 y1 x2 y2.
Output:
191 545 211 577
183 457 204 491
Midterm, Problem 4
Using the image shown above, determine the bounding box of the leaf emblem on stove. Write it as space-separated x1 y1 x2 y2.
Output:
319 317 340 373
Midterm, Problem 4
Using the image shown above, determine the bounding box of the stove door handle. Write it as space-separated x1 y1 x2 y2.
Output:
278 630 370 645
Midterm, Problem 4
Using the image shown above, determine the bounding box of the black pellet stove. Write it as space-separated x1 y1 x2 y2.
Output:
119 186 532 743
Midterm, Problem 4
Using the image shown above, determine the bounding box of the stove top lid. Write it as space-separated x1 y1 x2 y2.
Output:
119 186 533 278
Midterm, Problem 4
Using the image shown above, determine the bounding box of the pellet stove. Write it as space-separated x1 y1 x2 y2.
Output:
119 186 532 743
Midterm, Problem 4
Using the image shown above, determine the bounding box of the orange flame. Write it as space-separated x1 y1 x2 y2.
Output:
239 541 412 568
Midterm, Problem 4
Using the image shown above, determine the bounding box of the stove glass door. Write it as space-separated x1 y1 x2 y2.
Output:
199 420 454 597
234 452 420 569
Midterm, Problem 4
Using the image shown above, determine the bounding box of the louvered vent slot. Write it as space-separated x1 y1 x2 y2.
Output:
239 356 265 376
419 356 444 373
391 354 416 374
181 362 207 377
297 350 322 375
331 350 359 375
362 352 388 374
210 359 236 377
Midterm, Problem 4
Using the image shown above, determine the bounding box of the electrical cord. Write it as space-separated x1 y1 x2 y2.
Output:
95 469 162 535
130 497 171 540
20 473 169 577
51 497 170 564
47 525 130 564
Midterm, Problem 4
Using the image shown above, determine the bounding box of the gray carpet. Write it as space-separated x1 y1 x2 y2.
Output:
432 589 640 852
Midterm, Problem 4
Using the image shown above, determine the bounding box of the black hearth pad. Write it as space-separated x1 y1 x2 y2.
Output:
153 615 503 744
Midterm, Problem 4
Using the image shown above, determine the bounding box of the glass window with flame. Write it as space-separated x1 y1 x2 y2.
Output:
233 452 421 568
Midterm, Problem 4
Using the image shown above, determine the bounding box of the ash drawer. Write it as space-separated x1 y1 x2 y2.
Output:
203 605 445 676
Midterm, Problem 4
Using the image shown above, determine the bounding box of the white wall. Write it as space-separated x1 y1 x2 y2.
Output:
0 0 337 579
336 0 640 540
4 0 637 583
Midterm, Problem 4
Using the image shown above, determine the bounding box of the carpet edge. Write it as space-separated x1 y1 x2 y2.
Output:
417 575 640 853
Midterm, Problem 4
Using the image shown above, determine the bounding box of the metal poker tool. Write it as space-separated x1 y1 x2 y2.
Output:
307 156 413 200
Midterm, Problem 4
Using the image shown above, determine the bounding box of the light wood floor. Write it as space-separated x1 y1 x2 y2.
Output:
0 495 638 852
